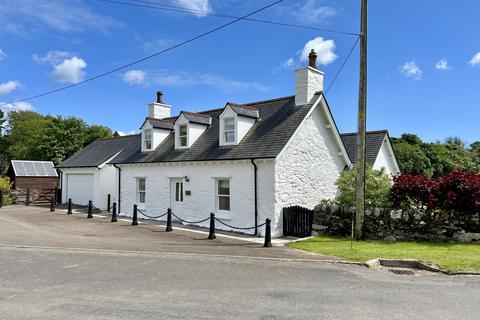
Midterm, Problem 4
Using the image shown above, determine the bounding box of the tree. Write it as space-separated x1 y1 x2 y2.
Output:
0 110 5 133
84 125 112 147
336 165 392 208
392 142 433 176
423 143 479 177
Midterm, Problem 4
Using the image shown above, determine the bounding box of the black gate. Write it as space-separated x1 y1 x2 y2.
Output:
283 206 314 237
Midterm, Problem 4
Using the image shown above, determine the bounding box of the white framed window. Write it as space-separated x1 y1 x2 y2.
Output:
175 181 184 202
223 117 235 144
136 178 146 204
178 125 187 147
216 179 230 211
144 129 152 150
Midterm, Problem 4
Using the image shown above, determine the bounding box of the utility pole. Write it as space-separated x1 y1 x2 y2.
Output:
354 0 367 239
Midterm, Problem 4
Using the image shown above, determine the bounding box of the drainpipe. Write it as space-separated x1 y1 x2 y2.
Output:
113 164 121 213
250 159 258 236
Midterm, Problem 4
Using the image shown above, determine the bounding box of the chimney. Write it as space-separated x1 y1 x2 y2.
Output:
148 91 171 119
295 49 324 106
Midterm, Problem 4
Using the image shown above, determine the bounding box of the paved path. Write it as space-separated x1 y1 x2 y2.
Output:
1 205 480 319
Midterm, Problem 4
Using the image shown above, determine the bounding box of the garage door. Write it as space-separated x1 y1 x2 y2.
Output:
66 174 94 205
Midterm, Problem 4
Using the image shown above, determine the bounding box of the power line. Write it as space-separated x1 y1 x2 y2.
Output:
97 0 359 37
325 36 360 93
1 0 284 106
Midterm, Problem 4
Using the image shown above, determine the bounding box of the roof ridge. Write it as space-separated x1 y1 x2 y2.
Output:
96 134 140 141
341 130 388 136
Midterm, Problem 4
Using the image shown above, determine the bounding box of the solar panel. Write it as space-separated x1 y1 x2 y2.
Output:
11 160 58 177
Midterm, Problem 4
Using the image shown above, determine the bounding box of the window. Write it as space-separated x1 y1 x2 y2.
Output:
175 181 184 202
178 125 187 147
136 178 146 204
144 129 152 150
223 118 235 144
217 179 230 211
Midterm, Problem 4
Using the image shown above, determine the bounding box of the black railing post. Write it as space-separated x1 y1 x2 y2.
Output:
107 194 111 213
0 189 3 208
50 196 55 212
26 189 30 206
208 212 216 239
67 198 72 214
111 202 117 222
132 204 138 225
87 200 93 218
165 208 172 232
263 218 272 248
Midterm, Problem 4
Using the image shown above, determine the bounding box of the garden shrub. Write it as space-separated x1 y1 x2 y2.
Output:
391 174 439 210
336 166 392 208
437 170 480 215
0 176 12 205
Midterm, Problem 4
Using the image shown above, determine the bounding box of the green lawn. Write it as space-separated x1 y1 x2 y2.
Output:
288 235 480 271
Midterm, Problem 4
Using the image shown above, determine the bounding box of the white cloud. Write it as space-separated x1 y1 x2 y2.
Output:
122 70 147 85
291 0 337 25
153 71 269 92
0 101 34 113
0 80 21 97
435 59 450 70
400 61 422 80
0 49 6 61
173 0 212 17
299 37 338 65
33 51 87 84
0 0 120 34
469 52 480 66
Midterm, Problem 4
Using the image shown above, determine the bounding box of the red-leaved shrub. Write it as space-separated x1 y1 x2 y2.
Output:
437 170 480 214
391 174 439 209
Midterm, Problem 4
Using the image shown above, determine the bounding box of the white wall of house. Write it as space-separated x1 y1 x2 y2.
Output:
60 165 118 210
273 101 348 236
117 160 275 236
373 139 400 176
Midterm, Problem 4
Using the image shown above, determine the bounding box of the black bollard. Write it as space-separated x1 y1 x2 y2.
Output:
0 189 3 208
107 194 111 213
165 208 172 232
50 196 55 212
132 204 138 225
67 198 72 214
87 200 93 218
263 218 272 248
111 202 117 222
208 212 216 239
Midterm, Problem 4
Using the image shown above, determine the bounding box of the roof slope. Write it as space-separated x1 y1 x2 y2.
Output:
111 95 317 164
58 134 140 168
340 130 388 166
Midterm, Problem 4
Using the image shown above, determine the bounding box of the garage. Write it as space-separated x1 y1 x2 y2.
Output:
66 174 94 205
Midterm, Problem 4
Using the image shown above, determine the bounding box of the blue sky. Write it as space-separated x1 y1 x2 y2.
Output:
0 0 479 143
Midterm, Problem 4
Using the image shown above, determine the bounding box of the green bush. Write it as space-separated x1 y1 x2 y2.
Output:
335 165 392 208
0 176 12 205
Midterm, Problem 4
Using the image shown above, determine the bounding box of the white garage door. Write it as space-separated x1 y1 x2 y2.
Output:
67 174 94 205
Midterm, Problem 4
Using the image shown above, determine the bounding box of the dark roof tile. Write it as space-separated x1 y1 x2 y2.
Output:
340 130 388 166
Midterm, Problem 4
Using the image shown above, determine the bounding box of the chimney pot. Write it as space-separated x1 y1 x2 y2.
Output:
308 49 317 69
156 91 163 104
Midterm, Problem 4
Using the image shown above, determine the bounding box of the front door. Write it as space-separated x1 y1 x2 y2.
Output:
170 178 184 214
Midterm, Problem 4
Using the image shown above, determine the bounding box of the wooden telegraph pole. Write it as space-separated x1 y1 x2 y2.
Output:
354 0 367 239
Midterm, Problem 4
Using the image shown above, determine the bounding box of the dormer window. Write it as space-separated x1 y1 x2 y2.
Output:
223 118 235 144
178 125 188 147
144 129 152 150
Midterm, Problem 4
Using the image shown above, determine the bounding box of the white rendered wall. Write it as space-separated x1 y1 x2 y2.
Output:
219 106 255 146
117 160 275 236
273 103 347 236
148 102 171 119
189 122 207 147
295 67 324 106
237 116 256 143
373 140 400 176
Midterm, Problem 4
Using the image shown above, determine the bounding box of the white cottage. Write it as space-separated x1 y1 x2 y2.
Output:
59 51 397 236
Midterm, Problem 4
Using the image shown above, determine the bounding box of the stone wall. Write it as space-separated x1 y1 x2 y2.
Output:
313 204 480 242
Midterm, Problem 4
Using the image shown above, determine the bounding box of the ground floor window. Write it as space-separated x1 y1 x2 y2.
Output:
216 179 230 211
136 178 146 204
175 181 184 202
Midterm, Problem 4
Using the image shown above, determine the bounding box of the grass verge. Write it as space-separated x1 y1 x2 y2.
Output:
287 235 480 271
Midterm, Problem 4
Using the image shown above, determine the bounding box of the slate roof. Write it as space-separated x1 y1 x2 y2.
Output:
57 134 140 168
59 93 325 167
340 130 388 166
227 103 260 119
147 118 175 130
179 111 212 125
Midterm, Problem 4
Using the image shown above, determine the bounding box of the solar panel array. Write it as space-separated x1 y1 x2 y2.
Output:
11 161 58 177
